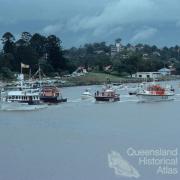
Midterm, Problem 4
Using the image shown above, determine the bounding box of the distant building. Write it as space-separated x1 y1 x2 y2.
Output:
72 66 88 77
153 51 161 57
104 65 112 72
158 68 171 76
132 72 162 79
110 45 117 57
142 53 149 60
122 55 129 59
110 40 124 57
94 50 104 54
127 46 136 52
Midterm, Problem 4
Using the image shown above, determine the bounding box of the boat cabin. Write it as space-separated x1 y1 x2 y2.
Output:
41 86 59 97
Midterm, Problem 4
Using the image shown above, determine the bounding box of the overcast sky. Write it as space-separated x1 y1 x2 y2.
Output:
1 0 180 48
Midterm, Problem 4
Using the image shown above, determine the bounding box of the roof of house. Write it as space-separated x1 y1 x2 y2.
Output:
158 68 171 72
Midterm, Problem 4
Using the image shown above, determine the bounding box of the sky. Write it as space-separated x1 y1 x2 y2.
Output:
1 0 180 48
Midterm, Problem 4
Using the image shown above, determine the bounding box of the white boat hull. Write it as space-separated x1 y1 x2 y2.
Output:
0 102 47 111
81 94 93 100
136 94 174 102
81 91 93 100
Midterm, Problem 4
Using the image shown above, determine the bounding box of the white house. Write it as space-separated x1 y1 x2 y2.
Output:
72 66 88 77
158 68 171 76
132 72 162 79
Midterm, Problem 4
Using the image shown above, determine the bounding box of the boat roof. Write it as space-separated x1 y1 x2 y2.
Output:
7 91 39 96
42 86 58 89
105 89 114 92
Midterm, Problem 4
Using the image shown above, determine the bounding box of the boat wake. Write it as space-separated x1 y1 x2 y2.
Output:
0 105 48 111
118 99 138 103
108 151 140 178
68 98 82 103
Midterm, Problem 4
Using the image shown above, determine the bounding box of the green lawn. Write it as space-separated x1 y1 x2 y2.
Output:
66 72 122 85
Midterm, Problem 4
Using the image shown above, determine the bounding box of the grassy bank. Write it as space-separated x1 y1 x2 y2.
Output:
61 73 180 87
62 72 146 86
2 72 180 88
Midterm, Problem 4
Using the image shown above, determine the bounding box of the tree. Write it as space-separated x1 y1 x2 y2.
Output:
1 32 15 54
46 35 66 72
21 32 32 45
115 38 122 44
15 45 38 72
30 33 47 57
1 32 15 44
1 32 16 70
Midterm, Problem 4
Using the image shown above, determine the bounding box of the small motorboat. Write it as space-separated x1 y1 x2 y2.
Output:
128 89 138 95
112 83 123 89
81 89 93 100
128 83 145 95
136 84 175 102
95 86 120 102
40 86 67 103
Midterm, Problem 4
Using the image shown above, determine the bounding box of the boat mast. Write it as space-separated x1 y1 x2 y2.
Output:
29 68 32 80
38 64 42 87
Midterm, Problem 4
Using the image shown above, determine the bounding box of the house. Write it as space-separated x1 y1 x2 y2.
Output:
127 46 136 52
142 53 149 60
132 72 162 79
72 66 88 77
104 65 112 72
158 68 171 76
153 51 161 57
94 50 104 54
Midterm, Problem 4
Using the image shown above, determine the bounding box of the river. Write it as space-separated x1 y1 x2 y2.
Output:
0 81 179 180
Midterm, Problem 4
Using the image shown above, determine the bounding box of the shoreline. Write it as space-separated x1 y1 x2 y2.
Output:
58 73 180 87
1 73 180 88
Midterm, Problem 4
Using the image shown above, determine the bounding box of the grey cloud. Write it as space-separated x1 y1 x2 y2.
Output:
42 24 64 35
131 27 158 43
1 0 180 47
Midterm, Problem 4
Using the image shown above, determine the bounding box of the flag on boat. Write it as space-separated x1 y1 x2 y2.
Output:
21 63 29 68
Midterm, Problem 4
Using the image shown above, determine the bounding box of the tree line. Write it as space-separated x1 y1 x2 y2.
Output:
1 33 180 80
0 32 67 79
65 40 180 76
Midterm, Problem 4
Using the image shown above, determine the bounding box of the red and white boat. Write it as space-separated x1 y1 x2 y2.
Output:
40 86 67 103
95 86 120 102
136 84 175 102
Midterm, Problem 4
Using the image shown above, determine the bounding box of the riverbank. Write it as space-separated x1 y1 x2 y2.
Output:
0 81 7 87
60 72 180 87
1 72 180 88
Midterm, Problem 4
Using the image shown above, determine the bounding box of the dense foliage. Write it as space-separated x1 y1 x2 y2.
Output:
1 32 180 80
65 42 180 76
0 32 67 79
